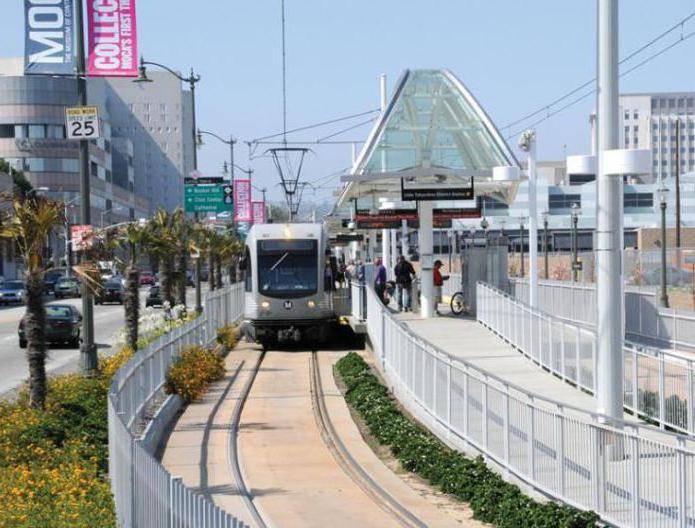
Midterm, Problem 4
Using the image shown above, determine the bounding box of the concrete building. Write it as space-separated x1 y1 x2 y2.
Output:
0 58 194 275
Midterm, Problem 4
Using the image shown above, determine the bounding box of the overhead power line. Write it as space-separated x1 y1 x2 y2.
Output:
504 27 695 139
500 9 695 133
250 109 380 142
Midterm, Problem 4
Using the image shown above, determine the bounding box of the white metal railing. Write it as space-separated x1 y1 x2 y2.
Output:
108 283 247 528
478 282 695 436
363 283 695 528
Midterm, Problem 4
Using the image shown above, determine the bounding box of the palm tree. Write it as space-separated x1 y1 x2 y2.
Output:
148 209 177 306
0 195 63 409
115 222 149 351
169 209 192 306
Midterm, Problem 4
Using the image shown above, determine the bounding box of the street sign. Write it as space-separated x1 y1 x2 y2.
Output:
184 176 225 185
65 106 101 140
70 225 94 251
184 184 234 214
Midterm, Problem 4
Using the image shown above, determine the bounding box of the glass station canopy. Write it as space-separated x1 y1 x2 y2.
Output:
355 69 519 177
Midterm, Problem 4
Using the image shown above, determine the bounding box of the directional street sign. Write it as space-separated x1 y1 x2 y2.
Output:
185 184 234 213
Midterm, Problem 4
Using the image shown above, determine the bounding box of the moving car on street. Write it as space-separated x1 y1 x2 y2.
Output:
95 280 124 305
54 277 81 299
139 271 155 286
43 269 68 295
19 304 82 348
145 285 163 307
0 281 26 305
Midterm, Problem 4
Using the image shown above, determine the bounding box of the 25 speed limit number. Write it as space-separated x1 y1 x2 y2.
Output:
65 106 101 140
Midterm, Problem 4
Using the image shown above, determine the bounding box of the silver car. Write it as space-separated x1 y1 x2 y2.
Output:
0 280 26 305
54 277 81 299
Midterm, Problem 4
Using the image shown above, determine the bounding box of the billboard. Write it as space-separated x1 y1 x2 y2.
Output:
252 201 266 224
234 180 252 222
24 0 75 75
87 0 138 77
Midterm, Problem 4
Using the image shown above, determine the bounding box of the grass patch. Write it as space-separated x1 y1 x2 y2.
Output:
335 352 599 528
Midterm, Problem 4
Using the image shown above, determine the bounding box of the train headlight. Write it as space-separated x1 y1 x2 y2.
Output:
260 301 270 310
307 300 316 309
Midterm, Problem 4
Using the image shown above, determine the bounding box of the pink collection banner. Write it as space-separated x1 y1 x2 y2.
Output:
252 201 266 224
87 0 138 77
234 180 252 222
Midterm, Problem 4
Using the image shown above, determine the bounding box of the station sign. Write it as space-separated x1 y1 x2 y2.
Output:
331 234 365 245
65 106 101 140
185 184 233 214
401 177 475 201
351 206 480 229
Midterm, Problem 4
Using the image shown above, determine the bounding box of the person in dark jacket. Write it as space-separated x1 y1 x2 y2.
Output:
374 258 388 305
394 255 415 312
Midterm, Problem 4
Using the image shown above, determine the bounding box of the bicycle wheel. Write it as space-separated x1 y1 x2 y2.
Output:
450 291 467 315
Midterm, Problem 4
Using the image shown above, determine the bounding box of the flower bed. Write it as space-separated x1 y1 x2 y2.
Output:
165 345 226 403
335 352 600 528
0 310 197 527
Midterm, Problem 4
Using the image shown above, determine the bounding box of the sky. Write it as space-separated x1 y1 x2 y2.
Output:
4 1 695 204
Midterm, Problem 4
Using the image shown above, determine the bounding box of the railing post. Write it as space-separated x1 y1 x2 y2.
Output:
482 378 488 449
688 363 695 435
632 348 639 416
677 448 687 528
446 358 452 427
555 412 565 495
503 387 510 465
630 436 641 528
658 354 666 429
527 400 535 481
463 369 469 437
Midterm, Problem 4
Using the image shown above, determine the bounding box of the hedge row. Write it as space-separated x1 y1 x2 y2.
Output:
164 345 226 403
335 352 600 528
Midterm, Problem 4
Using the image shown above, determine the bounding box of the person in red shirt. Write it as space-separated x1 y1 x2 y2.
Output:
433 260 448 315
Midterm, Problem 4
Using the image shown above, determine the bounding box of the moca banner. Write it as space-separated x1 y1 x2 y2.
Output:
24 0 76 75
234 180 252 222
252 201 266 224
87 0 138 77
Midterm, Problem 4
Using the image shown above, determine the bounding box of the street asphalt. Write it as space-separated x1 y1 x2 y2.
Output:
0 285 204 397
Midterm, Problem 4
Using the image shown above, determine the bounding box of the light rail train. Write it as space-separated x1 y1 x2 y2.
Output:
241 223 343 346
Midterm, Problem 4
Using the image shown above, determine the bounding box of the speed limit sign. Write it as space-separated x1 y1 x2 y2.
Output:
65 106 101 140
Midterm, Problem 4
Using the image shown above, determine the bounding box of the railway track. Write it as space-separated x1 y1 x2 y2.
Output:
308 350 427 528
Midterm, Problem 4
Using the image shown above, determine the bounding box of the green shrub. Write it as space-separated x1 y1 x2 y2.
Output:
335 352 599 528
164 345 226 403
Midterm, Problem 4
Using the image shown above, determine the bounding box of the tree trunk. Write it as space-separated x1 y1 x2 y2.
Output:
177 248 187 307
208 250 216 291
124 267 139 351
25 270 47 409
215 257 222 289
160 256 174 305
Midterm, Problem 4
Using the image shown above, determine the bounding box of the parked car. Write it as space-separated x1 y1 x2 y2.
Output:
95 280 124 305
145 285 163 307
19 304 82 348
43 269 68 295
54 277 81 299
0 281 26 305
139 271 155 286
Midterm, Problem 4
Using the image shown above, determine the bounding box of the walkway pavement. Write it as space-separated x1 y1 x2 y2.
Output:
393 311 694 449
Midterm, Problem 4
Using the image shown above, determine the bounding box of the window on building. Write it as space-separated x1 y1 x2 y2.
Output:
106 169 112 182
90 162 98 177
653 160 659 167
633 111 639 119
669 99 676 108
548 194 581 210
634 137 639 146
688 99 694 108
624 111 630 120
624 192 653 208
679 99 685 108
28 125 46 138
624 125 630 135
652 123 658 131
633 125 639 133
104 139 111 153
0 125 13 138
47 125 65 139
145 114 151 123
569 174 595 185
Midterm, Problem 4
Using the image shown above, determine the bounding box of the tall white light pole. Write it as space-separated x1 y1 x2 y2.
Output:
596 0 623 424
519 130 538 308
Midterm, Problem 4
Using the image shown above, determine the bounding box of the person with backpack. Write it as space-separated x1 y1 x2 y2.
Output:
394 255 416 312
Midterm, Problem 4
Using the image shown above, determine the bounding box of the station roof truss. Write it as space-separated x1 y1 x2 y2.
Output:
333 69 522 220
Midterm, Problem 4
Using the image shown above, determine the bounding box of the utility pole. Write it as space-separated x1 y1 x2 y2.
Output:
75 0 97 373
675 118 682 248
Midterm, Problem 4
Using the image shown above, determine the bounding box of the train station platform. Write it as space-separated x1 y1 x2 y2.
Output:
390 310 691 449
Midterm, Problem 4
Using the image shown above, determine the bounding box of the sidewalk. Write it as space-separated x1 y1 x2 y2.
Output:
160 344 262 528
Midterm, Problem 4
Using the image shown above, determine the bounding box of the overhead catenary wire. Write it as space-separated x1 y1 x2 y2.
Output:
500 9 695 132
251 109 380 143
504 28 695 140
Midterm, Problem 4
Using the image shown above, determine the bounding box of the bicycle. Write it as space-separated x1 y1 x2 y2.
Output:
450 290 471 316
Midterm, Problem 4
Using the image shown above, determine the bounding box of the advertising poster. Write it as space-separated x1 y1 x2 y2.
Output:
24 0 75 75
234 180 252 222
87 0 138 77
252 201 266 224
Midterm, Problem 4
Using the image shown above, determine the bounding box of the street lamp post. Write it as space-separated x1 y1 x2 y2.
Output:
542 211 549 280
136 57 203 313
658 184 670 307
570 203 580 282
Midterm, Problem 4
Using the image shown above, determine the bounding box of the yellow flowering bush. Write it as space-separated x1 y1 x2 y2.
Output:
164 345 226 403
216 324 238 350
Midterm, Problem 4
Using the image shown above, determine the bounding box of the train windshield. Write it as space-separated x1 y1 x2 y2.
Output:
257 239 318 298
